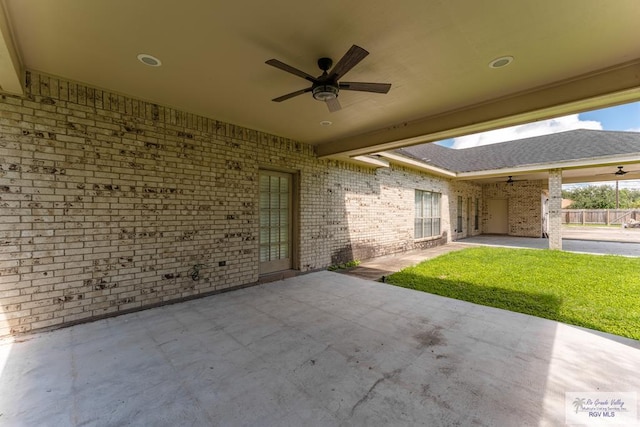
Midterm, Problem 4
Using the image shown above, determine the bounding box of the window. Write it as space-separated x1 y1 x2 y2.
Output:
259 171 292 274
415 190 441 239
474 197 479 231
457 196 463 232
467 197 472 234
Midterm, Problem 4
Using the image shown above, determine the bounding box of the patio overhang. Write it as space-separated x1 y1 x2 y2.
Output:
317 61 640 159
3 0 640 156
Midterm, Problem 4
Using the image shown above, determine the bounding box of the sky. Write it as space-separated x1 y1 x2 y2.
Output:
435 101 640 190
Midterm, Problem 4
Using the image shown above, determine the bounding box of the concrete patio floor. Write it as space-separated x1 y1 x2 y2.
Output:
1 271 638 426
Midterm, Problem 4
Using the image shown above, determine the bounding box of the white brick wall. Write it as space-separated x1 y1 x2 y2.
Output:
0 71 482 335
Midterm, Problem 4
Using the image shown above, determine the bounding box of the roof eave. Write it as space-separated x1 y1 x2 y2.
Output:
380 149 640 182
377 152 457 178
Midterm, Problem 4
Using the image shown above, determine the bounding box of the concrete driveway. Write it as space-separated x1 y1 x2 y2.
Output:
461 229 640 257
562 225 640 243
1 271 638 426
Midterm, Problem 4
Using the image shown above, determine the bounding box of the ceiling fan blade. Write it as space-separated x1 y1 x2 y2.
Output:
265 59 316 82
339 82 391 94
329 45 369 80
326 97 341 112
272 88 312 102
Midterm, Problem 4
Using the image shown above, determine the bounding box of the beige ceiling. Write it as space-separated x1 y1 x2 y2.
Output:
2 0 640 158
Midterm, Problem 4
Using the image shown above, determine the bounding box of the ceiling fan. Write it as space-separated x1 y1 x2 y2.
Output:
265 45 391 112
506 176 519 185
597 166 640 176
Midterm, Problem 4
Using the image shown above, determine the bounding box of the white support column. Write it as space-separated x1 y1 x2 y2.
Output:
548 169 563 250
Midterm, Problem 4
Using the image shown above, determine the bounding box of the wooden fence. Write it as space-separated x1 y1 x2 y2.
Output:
562 209 640 225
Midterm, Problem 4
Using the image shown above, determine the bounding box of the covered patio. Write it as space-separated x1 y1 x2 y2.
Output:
1 271 638 426
1 0 640 337
1 5 640 424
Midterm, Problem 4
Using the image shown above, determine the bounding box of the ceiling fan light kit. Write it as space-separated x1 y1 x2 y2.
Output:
266 45 391 112
312 84 338 101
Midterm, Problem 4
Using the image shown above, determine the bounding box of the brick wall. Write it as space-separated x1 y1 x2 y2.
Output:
0 71 482 335
482 180 543 237
326 166 482 263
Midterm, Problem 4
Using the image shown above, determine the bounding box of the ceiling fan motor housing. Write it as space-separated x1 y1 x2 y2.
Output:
317 57 333 72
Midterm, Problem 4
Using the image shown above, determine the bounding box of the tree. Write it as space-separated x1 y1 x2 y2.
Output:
562 185 640 209
562 185 615 208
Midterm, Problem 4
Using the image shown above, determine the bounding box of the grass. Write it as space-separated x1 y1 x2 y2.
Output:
386 247 640 340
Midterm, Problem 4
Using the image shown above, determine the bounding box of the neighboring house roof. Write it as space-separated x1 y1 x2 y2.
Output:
395 129 640 173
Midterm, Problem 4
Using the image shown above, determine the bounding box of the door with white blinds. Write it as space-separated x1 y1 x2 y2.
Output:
259 171 292 274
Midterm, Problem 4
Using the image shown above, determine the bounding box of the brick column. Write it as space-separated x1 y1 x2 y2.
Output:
548 169 562 250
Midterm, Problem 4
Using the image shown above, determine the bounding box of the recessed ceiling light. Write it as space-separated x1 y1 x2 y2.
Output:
137 53 162 67
489 56 514 69
320 120 332 126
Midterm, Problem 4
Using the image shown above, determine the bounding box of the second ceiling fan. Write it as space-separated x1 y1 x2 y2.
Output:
597 166 640 177
266 45 391 112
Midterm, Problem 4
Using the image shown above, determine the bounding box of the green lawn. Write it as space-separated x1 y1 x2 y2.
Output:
386 247 640 340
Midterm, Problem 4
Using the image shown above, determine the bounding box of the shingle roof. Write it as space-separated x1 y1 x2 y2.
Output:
395 129 640 173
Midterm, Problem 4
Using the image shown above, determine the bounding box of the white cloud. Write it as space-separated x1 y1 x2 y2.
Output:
625 127 640 133
450 114 603 149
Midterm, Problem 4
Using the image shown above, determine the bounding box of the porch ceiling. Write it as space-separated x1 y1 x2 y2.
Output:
1 1 640 158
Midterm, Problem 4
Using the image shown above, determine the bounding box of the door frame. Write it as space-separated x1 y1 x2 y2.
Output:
257 168 300 275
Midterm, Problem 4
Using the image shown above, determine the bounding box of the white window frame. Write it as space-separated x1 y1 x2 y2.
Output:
415 190 442 239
